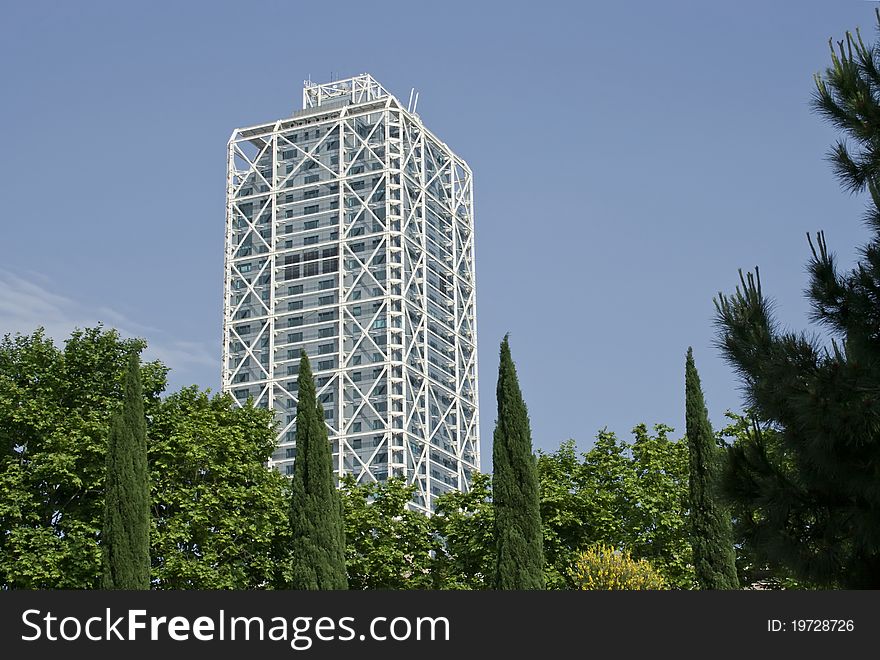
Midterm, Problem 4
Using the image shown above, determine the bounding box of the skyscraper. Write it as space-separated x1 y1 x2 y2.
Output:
222 74 479 512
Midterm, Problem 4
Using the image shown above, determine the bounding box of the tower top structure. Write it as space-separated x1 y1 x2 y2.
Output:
302 73 390 110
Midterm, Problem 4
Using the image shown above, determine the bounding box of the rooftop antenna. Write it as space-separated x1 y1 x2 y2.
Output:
412 91 420 115
407 87 415 112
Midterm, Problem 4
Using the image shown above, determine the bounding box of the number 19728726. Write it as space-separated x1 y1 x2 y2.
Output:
790 620 853 632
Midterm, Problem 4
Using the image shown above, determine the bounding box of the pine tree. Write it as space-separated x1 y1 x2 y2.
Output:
289 351 347 589
493 335 544 589
715 13 880 587
102 352 150 589
685 348 738 590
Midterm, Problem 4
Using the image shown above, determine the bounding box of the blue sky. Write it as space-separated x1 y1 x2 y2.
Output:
0 1 875 470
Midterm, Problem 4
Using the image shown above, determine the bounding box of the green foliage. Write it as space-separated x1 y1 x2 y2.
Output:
288 352 347 589
538 425 693 589
492 335 544 589
685 349 738 590
570 544 667 590
0 326 290 590
102 353 150 589
432 472 495 589
715 14 880 588
624 424 692 587
340 477 434 589
717 414 816 590
149 386 291 589
0 326 164 588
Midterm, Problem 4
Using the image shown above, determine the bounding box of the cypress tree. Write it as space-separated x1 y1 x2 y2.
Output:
685 348 738 590
102 352 150 589
289 351 347 589
493 335 544 589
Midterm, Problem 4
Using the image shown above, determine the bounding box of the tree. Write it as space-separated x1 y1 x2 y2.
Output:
340 477 434 589
570 544 667 590
492 335 544 589
537 435 627 588
537 426 693 589
715 14 880 588
102 353 150 589
0 326 291 590
685 348 738 589
149 387 291 589
432 472 495 589
0 326 165 589
717 413 812 589
288 352 347 589
624 424 693 588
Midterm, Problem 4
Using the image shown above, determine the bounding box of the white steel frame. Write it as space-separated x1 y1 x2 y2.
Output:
223 74 479 513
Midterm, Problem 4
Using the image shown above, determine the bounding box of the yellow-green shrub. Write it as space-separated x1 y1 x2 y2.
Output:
570 544 667 590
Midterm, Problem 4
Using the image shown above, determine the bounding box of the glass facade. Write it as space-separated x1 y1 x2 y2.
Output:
222 74 479 512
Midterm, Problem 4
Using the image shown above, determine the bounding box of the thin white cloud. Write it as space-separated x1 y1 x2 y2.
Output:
0 270 216 372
